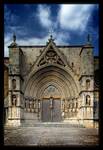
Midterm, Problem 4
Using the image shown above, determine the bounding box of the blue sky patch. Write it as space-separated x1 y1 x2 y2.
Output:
4 4 99 57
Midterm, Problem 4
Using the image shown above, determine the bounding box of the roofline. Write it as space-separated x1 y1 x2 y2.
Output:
4 55 99 59
8 45 85 48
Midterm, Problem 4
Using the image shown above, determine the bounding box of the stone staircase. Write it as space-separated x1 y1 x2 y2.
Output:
22 122 84 128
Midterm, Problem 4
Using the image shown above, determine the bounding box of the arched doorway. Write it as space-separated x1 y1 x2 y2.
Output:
24 65 80 123
41 85 62 122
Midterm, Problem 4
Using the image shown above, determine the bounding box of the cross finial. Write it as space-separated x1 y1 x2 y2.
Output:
87 34 91 43
13 33 16 43
49 28 54 35
48 28 55 43
49 28 54 38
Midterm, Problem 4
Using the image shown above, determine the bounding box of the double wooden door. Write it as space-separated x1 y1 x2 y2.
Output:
41 98 62 122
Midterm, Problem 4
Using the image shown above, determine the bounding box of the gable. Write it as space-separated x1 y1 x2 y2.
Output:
36 40 66 67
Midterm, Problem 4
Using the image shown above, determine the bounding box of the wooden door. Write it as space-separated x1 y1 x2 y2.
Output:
42 98 62 122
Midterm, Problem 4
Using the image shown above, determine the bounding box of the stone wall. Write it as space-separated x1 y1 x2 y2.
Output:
4 65 8 98
4 39 99 128
20 46 82 78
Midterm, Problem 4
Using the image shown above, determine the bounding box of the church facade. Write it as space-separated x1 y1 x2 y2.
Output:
4 34 99 128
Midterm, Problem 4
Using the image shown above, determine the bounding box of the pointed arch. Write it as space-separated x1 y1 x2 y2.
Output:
24 65 80 100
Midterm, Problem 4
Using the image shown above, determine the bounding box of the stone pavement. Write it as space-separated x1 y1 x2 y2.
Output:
4 125 99 146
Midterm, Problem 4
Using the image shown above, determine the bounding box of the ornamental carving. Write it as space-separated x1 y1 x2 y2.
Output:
12 79 16 89
38 48 65 67
86 95 91 105
24 97 39 113
12 95 17 106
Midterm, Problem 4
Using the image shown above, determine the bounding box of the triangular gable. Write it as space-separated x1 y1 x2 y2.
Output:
36 39 67 67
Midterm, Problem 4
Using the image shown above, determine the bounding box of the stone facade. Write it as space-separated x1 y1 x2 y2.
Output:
4 62 9 98
4 35 99 128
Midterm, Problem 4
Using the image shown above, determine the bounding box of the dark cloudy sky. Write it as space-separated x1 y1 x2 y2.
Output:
4 4 99 57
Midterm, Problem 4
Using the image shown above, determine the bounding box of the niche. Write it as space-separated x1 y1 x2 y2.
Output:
86 95 91 105
12 79 16 89
12 95 17 106
86 79 90 90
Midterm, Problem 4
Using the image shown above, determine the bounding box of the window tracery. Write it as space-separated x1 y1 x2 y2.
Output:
38 48 65 67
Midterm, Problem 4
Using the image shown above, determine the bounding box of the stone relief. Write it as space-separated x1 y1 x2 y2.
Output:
86 79 90 90
86 95 91 105
38 49 65 67
9 65 20 74
61 98 78 118
43 85 60 98
25 97 39 113
12 79 16 89
12 95 17 106
5 34 98 129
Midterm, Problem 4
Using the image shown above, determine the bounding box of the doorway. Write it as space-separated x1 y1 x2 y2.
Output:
41 97 62 122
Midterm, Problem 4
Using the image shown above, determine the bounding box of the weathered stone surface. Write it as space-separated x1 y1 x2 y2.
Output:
4 35 99 129
4 126 98 146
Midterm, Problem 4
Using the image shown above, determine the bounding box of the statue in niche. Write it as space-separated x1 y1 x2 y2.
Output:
38 99 41 110
62 99 65 112
32 100 35 109
12 95 17 106
37 99 40 119
76 102 78 108
50 97 54 109
25 100 27 111
71 62 74 68
29 100 32 109
86 95 91 105
33 99 36 112
64 100 68 114
86 79 90 90
12 79 16 89
9 64 12 74
62 111 65 117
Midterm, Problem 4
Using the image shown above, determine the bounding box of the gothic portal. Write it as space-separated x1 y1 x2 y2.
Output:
4 34 99 128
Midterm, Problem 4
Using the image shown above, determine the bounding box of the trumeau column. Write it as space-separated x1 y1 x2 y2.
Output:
6 34 24 126
79 35 94 127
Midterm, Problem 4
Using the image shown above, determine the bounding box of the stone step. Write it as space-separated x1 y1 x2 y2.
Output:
22 122 84 128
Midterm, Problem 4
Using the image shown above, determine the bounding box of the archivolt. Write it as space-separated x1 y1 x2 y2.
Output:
29 74 71 98
24 65 80 99
38 82 63 99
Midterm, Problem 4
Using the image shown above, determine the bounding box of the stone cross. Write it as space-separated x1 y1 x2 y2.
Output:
49 28 54 36
13 33 16 43
87 34 92 43
48 28 54 40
